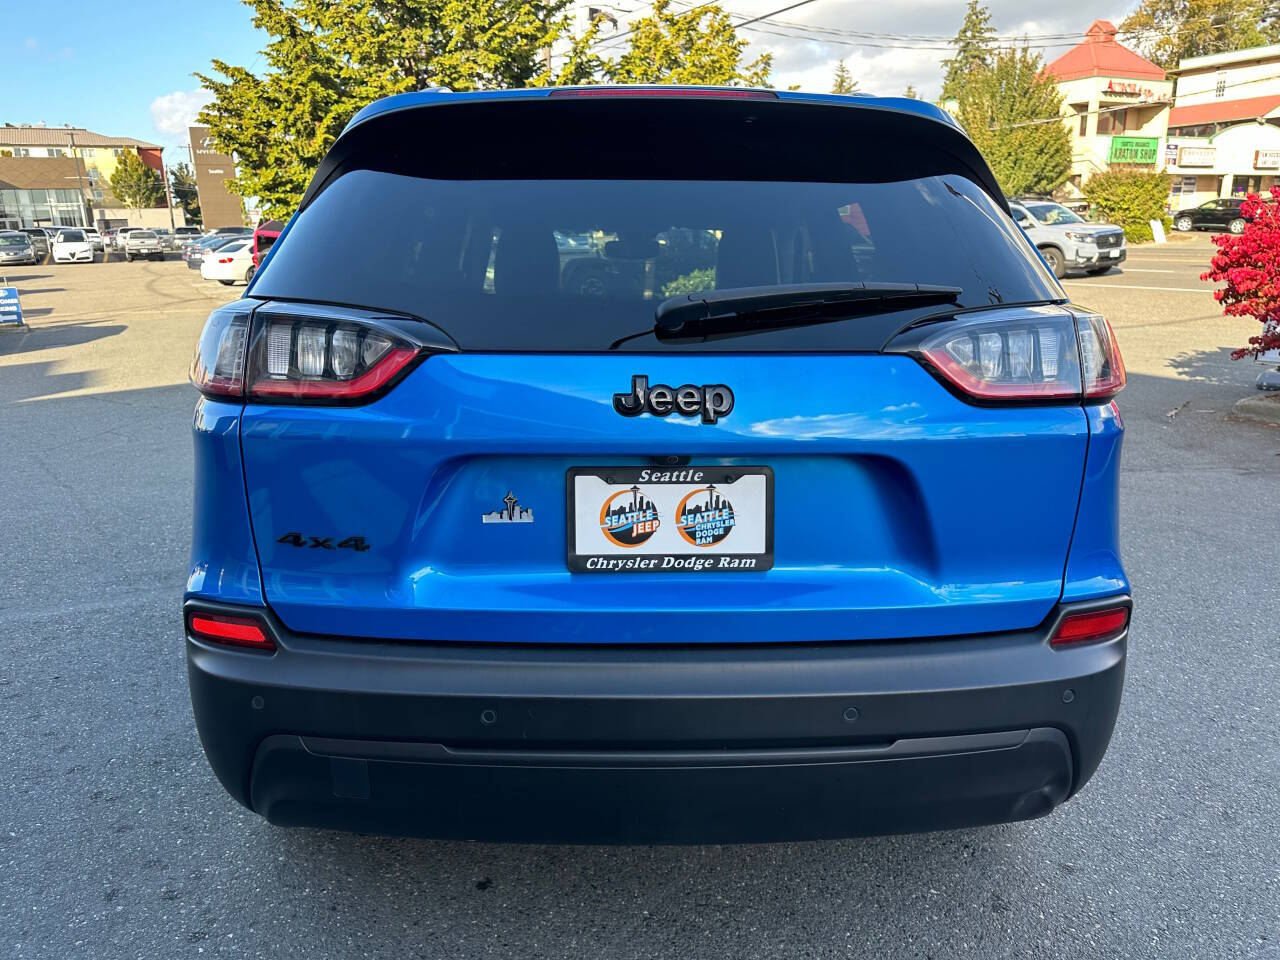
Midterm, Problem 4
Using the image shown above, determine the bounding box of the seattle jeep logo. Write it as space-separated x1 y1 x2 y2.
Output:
612 375 734 424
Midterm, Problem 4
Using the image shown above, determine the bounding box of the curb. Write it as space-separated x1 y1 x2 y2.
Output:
1232 394 1280 425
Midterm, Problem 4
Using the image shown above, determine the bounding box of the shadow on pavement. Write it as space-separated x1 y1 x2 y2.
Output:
0 321 125 358
1167 346 1249 386
0 357 106 401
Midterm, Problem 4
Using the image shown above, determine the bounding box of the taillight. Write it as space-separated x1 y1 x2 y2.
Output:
218 256 233 263
187 611 276 651
189 303 249 398
889 306 1125 404
245 311 420 401
1051 605 1129 647
190 303 448 403
1076 311 1126 399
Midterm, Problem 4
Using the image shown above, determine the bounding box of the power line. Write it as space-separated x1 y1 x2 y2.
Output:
591 0 821 55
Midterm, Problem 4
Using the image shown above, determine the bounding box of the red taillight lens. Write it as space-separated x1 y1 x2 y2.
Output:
218 256 233 263
1077 312 1126 399
245 312 421 402
190 303 250 398
187 612 276 651
1051 606 1129 647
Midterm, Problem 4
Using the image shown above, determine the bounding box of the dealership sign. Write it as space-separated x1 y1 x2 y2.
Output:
1109 136 1159 164
1255 150 1280 169
0 286 23 327
1104 79 1159 99
1178 146 1217 167
188 125 244 229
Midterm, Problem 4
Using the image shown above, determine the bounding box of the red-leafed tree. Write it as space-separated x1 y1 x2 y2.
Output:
1202 186 1280 358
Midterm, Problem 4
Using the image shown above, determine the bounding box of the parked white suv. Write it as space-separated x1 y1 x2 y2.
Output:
1008 199 1126 278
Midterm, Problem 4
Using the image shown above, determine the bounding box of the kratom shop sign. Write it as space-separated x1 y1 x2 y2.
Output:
1109 136 1160 164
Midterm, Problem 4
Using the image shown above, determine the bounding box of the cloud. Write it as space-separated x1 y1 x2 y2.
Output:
580 0 1130 100
149 88 214 139
23 37 38 50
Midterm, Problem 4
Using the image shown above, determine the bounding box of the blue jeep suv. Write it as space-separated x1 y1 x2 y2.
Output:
185 87 1130 844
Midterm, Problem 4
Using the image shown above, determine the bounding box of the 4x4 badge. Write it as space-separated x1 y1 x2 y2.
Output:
613 375 734 424
482 491 534 524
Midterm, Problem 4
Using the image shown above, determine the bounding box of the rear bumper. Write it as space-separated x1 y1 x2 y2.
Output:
185 597 1128 844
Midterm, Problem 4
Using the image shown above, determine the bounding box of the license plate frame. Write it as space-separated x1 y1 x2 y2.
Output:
566 465 774 573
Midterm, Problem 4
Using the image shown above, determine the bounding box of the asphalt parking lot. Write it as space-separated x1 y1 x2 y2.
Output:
2 238 1277 959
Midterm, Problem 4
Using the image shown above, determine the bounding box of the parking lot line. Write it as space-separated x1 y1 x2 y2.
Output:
1116 268 1177 273
1061 281 1214 293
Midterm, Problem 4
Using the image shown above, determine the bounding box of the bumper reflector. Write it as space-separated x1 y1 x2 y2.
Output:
1051 606 1129 647
188 613 276 652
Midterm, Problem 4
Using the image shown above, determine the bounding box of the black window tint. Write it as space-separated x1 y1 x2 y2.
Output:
254 171 1059 352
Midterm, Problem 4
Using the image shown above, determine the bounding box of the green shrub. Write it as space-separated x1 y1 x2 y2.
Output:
1082 168 1172 242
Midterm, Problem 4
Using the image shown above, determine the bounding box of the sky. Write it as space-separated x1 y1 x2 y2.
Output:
1 0 1134 163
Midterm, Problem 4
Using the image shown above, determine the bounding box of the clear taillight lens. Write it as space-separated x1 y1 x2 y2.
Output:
189 303 250 398
890 306 1125 404
245 312 419 401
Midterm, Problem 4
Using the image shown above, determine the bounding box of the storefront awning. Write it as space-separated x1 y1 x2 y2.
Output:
1168 95 1280 127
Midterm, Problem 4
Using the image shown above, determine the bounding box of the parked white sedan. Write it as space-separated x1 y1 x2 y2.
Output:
52 229 94 263
199 238 255 285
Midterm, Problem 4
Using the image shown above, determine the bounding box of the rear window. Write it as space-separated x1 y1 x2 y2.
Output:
131 231 156 239
255 103 1059 352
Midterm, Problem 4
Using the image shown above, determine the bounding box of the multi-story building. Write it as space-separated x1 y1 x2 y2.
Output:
0 123 184 230
1044 21 1173 197
1165 44 1280 209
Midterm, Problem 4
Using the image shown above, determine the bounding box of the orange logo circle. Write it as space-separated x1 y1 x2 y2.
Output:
599 487 661 547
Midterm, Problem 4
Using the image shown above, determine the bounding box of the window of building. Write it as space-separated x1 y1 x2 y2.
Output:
13 147 30 158
49 148 67 157
1215 72 1226 98
1072 103 1089 136
1097 108 1127 135
112 148 124 158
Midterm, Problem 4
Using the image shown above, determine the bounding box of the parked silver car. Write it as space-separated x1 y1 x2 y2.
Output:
123 230 165 261
19 229 50 259
1008 198 1126 277
0 231 39 266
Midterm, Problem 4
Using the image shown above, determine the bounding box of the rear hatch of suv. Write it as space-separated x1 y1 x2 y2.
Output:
232 91 1093 646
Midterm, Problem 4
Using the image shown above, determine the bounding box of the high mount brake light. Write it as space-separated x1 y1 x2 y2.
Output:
190 305 428 403
1051 606 1129 647
187 612 275 651
888 306 1125 404
548 87 778 100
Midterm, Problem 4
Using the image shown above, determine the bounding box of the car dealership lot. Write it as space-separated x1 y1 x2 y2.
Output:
1 242 1277 959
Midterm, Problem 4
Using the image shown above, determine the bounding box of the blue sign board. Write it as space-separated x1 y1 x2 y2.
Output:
0 286 22 326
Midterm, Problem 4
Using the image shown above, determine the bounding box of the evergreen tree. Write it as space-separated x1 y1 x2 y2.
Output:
607 0 771 86
955 46 1071 196
831 59 857 94
169 163 201 223
903 84 918 99
941 0 998 102
108 151 163 212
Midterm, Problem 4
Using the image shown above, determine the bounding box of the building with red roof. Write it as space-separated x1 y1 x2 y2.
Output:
1043 21 1173 195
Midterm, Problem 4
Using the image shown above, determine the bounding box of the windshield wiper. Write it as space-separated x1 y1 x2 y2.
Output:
643 282 963 344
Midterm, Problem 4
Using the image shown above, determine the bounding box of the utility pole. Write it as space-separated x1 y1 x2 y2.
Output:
163 154 176 230
64 125 90 229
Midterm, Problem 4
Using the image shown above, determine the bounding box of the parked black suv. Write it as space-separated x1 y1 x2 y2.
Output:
1173 197 1247 234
